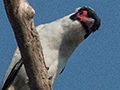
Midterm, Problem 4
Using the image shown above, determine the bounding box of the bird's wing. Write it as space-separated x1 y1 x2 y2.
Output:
1 59 23 90
1 48 22 90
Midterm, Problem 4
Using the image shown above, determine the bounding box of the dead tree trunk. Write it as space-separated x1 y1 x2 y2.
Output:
3 0 52 90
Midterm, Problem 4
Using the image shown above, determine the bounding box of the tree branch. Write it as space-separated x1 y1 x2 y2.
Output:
3 0 52 90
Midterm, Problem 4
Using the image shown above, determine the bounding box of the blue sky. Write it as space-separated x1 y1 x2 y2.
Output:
0 0 120 90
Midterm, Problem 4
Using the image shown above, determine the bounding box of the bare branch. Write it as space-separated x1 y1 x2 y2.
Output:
3 0 52 90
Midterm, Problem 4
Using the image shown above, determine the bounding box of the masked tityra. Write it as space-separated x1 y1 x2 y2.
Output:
1 6 101 90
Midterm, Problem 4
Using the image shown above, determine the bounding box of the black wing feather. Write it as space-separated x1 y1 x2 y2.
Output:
1 59 23 90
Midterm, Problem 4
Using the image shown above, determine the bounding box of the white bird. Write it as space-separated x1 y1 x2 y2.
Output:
1 6 101 90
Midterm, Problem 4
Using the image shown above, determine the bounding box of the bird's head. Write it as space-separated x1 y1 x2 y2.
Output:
70 6 101 38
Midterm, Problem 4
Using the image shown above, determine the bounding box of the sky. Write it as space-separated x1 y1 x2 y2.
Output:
0 0 120 90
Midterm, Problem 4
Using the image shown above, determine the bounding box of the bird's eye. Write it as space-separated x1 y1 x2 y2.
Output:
79 10 87 16
79 11 83 15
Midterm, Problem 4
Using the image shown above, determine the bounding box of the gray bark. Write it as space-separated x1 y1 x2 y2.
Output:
3 0 53 90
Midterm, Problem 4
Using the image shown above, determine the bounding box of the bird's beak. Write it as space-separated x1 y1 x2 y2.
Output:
85 18 95 32
77 14 95 32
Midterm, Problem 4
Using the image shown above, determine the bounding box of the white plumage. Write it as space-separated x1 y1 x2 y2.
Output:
1 7 100 90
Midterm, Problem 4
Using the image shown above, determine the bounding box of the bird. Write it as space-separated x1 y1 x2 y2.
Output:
1 6 101 90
